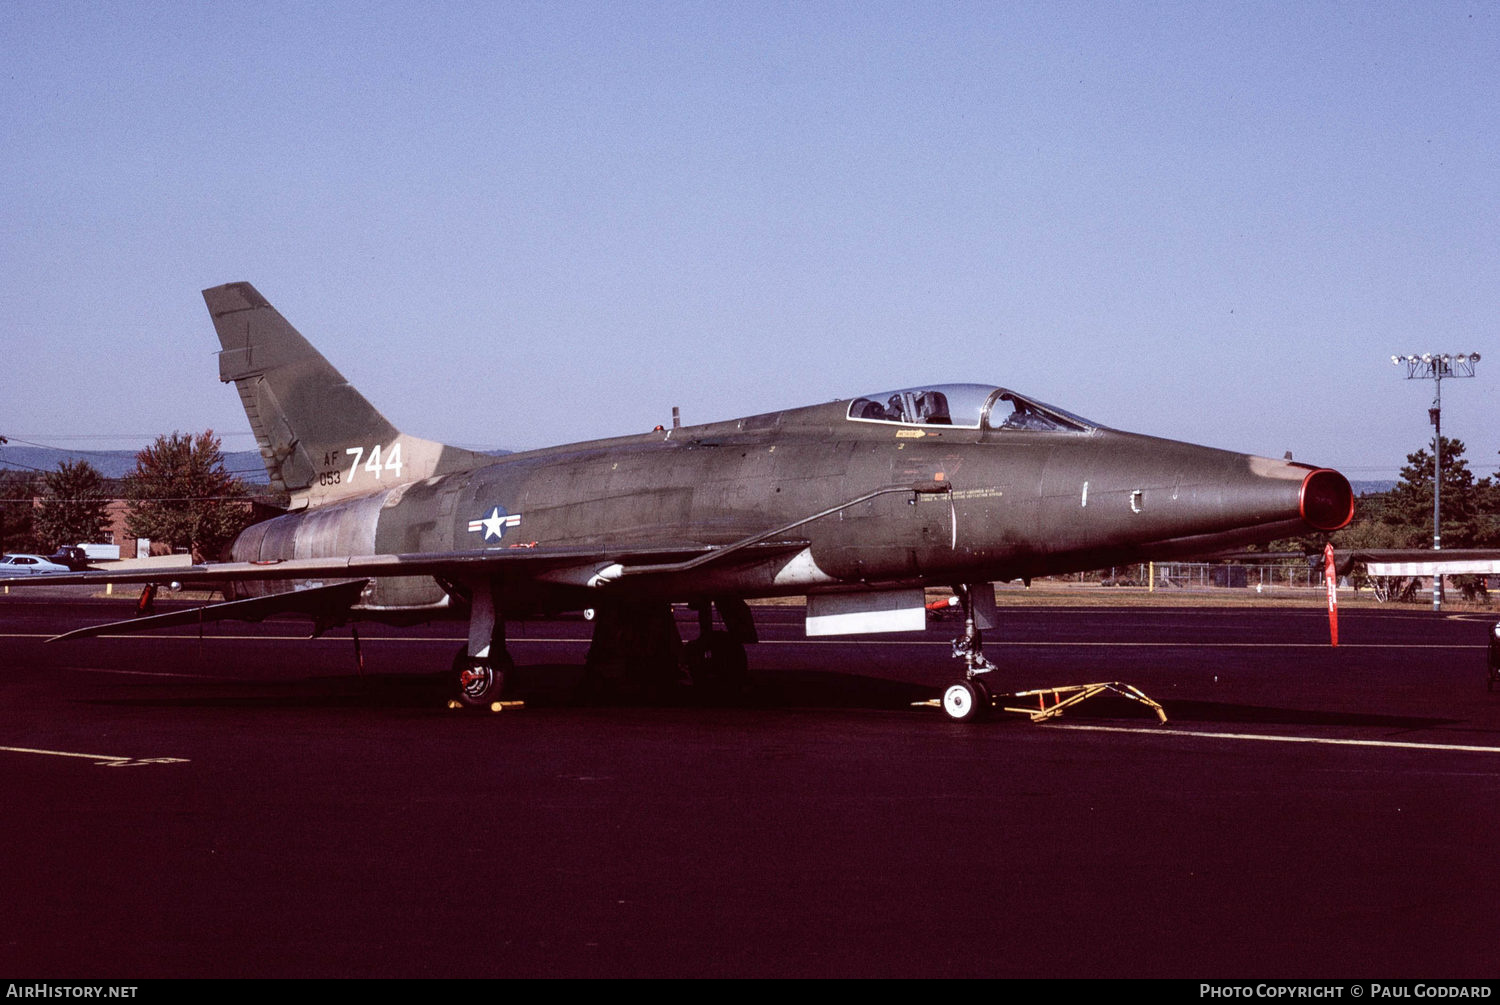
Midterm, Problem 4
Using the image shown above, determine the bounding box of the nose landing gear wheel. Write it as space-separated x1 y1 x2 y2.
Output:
941 679 991 722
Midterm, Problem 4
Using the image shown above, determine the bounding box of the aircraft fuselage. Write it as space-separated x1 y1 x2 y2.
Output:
225 395 1351 615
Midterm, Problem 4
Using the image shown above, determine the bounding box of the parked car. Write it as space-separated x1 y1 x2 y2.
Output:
47 546 92 571
0 554 72 576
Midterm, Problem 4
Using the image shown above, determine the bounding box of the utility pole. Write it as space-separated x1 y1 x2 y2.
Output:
1390 353 1479 611
0 434 7 555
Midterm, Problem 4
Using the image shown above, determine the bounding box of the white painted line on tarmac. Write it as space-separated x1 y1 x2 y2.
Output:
1049 723 1500 755
0 744 189 767
760 639 1477 650
194 640 1484 650
8 628 1478 650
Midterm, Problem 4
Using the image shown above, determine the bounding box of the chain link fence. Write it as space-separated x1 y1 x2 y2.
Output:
1096 562 1328 591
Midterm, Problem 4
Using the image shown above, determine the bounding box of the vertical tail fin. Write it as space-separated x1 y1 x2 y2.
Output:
204 282 490 508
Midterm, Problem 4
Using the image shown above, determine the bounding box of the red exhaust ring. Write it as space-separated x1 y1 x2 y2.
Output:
1299 469 1355 531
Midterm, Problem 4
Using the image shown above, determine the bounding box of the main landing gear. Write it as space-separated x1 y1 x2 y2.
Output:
680 599 754 698
452 580 518 709
584 597 755 702
583 601 684 699
454 646 513 707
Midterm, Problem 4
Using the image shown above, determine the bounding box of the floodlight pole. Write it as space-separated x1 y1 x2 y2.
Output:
1390 353 1479 611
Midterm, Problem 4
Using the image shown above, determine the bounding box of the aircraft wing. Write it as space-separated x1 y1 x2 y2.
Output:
17 541 812 643
48 580 372 642
6 540 812 591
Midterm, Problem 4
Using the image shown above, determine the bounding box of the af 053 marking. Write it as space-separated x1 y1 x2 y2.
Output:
344 444 404 482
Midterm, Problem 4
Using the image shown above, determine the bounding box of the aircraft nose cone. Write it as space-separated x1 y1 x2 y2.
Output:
1299 468 1354 531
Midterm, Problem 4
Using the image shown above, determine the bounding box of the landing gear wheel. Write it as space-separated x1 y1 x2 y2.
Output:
681 631 749 699
453 646 511 707
941 679 990 722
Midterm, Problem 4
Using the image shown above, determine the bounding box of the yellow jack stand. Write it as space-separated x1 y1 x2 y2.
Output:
999 681 1167 724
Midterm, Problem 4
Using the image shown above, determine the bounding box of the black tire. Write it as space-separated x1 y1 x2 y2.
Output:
682 631 749 697
454 646 511 707
941 679 989 722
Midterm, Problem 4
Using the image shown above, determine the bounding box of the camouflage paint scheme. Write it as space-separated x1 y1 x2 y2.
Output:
30 283 1354 714
207 283 1350 609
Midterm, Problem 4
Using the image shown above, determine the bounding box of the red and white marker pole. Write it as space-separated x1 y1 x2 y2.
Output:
1323 542 1339 647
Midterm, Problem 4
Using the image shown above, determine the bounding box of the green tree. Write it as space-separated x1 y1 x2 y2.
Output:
0 470 40 554
33 460 112 551
1331 491 1406 549
1381 437 1495 548
123 431 250 559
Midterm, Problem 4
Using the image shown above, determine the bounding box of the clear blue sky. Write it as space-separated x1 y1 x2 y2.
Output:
3 1 1496 481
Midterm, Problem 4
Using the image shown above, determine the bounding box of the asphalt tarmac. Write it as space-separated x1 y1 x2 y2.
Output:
2 593 1498 978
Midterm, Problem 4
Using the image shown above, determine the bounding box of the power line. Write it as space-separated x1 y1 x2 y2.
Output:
3 432 255 444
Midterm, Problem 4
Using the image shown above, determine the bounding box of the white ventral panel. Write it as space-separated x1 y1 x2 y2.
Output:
806 588 926 636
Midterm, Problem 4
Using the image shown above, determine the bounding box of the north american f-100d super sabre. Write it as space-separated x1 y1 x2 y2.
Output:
31 283 1354 720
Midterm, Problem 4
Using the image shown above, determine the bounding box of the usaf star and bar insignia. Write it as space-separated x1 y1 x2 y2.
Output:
468 506 522 542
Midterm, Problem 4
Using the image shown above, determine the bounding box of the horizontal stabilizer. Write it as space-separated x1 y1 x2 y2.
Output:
49 580 369 642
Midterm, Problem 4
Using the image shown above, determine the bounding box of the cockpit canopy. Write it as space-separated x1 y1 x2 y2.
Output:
845 384 1097 433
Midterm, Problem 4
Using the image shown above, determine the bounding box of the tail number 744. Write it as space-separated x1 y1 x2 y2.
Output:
345 444 404 482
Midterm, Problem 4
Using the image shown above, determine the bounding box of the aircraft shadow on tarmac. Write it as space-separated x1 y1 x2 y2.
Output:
72 663 1456 729
76 663 935 712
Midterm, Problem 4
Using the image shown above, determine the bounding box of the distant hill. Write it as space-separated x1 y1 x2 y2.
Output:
1350 480 1396 496
0 446 271 483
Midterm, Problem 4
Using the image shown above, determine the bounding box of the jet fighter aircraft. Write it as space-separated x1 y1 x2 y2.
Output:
27 283 1354 720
